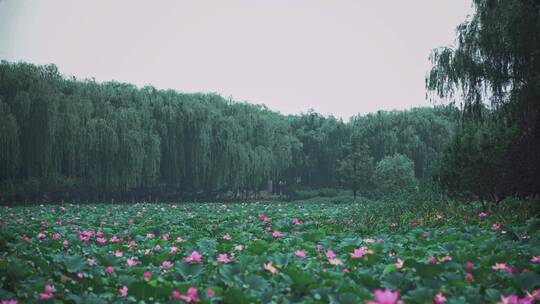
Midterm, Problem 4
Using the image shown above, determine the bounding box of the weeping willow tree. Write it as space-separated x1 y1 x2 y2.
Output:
0 60 458 202
0 100 20 180
427 0 540 200
0 61 306 201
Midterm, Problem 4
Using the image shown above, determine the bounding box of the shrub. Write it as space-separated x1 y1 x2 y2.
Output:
374 154 417 197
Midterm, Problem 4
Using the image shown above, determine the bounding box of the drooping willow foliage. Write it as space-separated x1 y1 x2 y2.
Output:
0 61 457 202
427 0 540 201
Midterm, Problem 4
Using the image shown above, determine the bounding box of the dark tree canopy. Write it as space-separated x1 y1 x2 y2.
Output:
373 154 417 197
337 142 374 199
0 61 457 202
427 0 540 200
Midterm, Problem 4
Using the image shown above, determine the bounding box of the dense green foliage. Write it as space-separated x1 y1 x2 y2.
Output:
1 199 539 303
2 1 537 204
0 62 457 202
373 154 417 197
336 143 374 199
427 0 540 201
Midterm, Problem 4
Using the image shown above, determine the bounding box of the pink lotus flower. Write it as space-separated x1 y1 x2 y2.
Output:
492 223 501 230
389 223 399 228
162 234 169 241
295 250 306 259
532 289 540 301
114 251 124 257
22 235 30 242
206 289 215 296
328 258 342 265
172 287 200 302
498 295 518 304
272 230 283 238
87 258 96 266
410 222 418 228
52 233 61 239
106 266 114 274
364 238 376 244
171 291 184 301
367 288 400 304
0 300 18 304
433 293 447 304
119 286 128 297
63 240 69 248
146 233 155 239
350 247 368 259
144 271 152 281
96 231 104 237
428 256 438 264
343 267 350 273
170 246 180 254
465 273 474 282
441 255 452 262
317 244 323 252
109 236 122 243
478 212 488 219
264 262 278 274
127 258 139 267
492 263 507 270
421 233 429 239
37 232 47 239
436 214 444 221
39 293 53 301
531 256 540 264
292 218 303 225
498 294 535 304
44 285 54 295
39 284 55 301
183 251 202 264
395 258 404 269
465 261 474 272
217 253 230 264
258 214 271 223
161 260 174 268
80 231 94 237
223 234 232 241
326 250 336 259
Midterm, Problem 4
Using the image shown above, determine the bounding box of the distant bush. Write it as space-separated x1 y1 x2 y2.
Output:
374 154 417 197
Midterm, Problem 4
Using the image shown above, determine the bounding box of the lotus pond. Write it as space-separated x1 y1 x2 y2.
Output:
0 202 539 303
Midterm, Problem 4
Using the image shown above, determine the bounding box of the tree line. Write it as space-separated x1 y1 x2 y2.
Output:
0 62 457 202
2 0 537 204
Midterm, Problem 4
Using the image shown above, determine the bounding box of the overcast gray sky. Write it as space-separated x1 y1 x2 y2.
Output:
0 0 472 119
